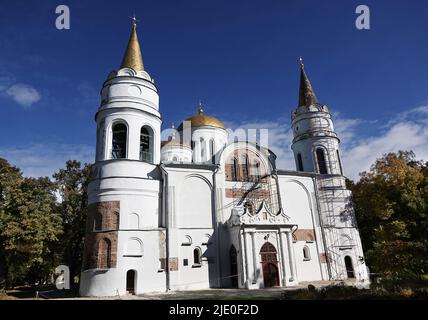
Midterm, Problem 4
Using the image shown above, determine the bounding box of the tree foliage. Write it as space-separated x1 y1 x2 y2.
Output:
350 151 428 280
0 158 92 289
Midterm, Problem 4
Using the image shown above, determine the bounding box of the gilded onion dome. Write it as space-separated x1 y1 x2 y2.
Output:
179 101 225 130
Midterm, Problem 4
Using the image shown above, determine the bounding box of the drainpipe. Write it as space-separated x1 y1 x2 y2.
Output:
160 163 170 292
212 164 222 287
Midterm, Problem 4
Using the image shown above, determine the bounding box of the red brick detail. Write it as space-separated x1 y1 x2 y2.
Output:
86 201 120 232
224 149 266 181
225 188 270 199
82 201 120 270
82 231 118 270
293 229 315 242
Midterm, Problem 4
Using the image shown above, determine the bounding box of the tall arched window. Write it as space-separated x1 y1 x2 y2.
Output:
98 238 111 269
94 212 102 231
200 138 205 160
210 139 215 164
253 161 261 182
111 123 127 159
140 126 153 163
337 150 343 175
316 148 328 174
193 248 201 265
303 246 311 260
231 158 238 181
297 153 304 171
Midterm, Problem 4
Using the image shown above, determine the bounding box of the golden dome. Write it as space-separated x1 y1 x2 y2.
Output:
179 101 225 130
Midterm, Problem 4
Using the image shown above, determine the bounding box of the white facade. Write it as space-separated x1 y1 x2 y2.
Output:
79 25 369 297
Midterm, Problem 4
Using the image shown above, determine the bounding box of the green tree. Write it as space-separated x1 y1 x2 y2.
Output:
350 151 428 280
0 159 62 288
53 160 92 284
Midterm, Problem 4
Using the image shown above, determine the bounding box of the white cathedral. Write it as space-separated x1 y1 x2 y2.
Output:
79 21 369 297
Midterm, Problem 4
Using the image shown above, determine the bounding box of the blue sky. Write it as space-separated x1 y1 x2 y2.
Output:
1 0 428 179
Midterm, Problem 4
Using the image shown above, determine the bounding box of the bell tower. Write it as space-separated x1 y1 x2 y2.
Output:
290 59 369 283
290 59 343 176
95 17 161 165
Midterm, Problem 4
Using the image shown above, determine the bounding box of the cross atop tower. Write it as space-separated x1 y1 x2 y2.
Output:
130 14 139 26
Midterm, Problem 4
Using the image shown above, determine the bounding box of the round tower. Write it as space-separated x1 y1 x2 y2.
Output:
80 19 166 297
291 60 343 176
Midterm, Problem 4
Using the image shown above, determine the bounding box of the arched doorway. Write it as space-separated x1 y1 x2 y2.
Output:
126 270 136 294
229 245 238 287
344 256 355 278
260 242 279 287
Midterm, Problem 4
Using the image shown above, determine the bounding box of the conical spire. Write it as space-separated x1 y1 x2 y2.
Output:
298 58 318 107
120 16 144 71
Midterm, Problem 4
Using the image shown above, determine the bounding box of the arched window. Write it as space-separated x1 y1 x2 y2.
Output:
231 158 238 181
210 139 215 164
297 153 304 171
344 256 355 278
111 123 127 159
303 246 311 260
316 148 328 174
193 248 201 265
94 212 102 231
172 156 178 162
140 126 153 162
98 238 111 269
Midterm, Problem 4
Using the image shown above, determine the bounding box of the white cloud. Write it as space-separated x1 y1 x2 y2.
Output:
341 106 428 180
0 143 94 177
5 83 41 107
224 105 428 181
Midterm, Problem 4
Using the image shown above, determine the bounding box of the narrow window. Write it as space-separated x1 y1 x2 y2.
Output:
316 148 328 174
193 248 201 265
94 212 102 231
210 139 215 164
337 150 343 175
200 138 205 160
183 259 189 266
111 123 127 159
140 126 153 163
254 161 260 182
297 153 304 171
242 155 249 181
303 246 311 260
231 158 238 181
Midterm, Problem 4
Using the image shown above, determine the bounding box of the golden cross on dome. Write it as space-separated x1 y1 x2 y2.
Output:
130 14 139 26
198 99 204 114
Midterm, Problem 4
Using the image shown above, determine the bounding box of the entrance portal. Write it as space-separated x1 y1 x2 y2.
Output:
344 256 355 278
126 270 136 294
260 242 280 287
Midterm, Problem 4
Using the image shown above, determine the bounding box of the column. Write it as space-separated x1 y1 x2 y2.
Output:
242 230 251 287
250 231 257 284
278 230 288 286
285 231 296 282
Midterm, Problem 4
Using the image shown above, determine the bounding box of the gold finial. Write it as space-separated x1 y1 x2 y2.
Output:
171 122 176 140
198 99 204 114
120 15 144 71
299 57 304 68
